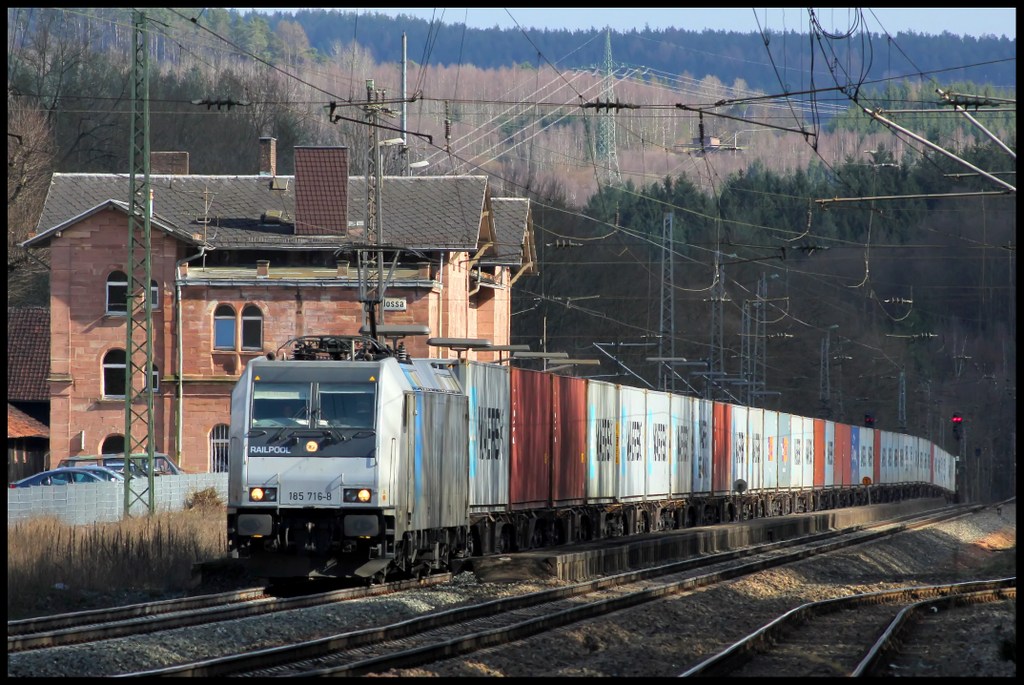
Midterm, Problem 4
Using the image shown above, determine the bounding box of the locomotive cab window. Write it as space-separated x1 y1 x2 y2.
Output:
318 384 376 429
251 383 311 428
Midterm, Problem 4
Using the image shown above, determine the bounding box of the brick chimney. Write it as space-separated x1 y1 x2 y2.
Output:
258 136 277 176
150 151 189 175
293 146 349 236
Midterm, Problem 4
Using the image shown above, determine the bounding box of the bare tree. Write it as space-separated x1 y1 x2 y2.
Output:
7 98 55 305
274 19 310 69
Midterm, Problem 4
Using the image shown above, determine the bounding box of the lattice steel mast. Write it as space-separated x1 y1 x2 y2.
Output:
361 79 387 340
658 212 675 392
124 10 156 515
595 27 621 186
706 255 728 399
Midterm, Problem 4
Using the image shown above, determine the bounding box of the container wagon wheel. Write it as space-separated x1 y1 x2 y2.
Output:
495 524 512 554
579 516 594 541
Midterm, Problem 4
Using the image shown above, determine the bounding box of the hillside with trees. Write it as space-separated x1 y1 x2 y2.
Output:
7 8 1015 500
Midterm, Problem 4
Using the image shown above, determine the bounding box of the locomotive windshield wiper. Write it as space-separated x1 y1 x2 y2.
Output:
320 427 375 445
338 428 375 440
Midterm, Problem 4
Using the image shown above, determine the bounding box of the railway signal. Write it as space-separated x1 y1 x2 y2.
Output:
950 412 963 441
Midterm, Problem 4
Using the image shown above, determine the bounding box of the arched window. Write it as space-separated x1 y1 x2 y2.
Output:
214 304 236 350
102 349 127 398
150 279 160 310
101 435 125 454
148 362 160 392
210 424 230 472
106 271 128 314
241 305 263 351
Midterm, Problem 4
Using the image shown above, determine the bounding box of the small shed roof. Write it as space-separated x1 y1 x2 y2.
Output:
8 403 48 439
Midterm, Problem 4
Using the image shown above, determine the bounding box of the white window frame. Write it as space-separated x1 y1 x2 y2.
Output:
214 304 236 350
241 304 263 351
102 349 127 399
106 271 128 315
210 424 230 472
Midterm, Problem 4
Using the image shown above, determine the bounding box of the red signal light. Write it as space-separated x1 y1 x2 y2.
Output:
950 413 963 424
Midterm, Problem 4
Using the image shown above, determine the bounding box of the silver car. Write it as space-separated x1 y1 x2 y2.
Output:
10 466 125 487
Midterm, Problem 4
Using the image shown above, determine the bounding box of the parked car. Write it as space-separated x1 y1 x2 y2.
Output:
58 453 185 477
10 466 125 488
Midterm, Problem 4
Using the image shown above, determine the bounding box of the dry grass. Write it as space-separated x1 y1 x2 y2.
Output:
7 493 228 620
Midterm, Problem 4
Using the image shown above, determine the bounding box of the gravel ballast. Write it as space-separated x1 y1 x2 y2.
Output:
7 502 1015 678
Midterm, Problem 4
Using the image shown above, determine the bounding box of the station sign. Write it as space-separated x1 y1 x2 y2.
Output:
383 297 407 312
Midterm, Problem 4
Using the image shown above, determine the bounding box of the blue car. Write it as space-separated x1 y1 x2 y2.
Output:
58 453 185 477
10 466 125 488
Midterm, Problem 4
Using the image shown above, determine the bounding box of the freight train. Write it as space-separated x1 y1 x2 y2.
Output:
226 334 957 582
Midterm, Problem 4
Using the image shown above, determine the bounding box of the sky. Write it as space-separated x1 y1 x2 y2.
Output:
249 8 1016 40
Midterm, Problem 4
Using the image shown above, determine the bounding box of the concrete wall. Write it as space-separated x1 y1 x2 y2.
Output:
7 473 229 526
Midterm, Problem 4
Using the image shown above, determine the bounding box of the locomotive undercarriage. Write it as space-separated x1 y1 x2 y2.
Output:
229 508 401 581
466 484 946 557
230 506 477 582
234 484 951 581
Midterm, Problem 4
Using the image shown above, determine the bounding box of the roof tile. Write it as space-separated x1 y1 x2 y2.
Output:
7 403 49 439
7 307 49 401
29 172 502 255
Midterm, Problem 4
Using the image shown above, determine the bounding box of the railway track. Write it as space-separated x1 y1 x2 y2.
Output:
120 504 981 677
679 578 1016 677
7 575 452 652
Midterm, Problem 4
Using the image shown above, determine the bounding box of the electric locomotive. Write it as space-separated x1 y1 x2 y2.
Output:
226 335 472 582
227 334 957 583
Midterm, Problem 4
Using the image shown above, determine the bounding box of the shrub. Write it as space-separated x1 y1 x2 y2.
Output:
186 486 224 510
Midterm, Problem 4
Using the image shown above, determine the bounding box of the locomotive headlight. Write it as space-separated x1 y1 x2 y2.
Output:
249 486 277 502
343 488 372 503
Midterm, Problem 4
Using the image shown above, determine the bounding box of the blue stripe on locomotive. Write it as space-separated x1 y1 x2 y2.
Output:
468 385 477 482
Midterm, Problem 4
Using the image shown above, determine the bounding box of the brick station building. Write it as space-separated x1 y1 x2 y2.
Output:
22 138 537 472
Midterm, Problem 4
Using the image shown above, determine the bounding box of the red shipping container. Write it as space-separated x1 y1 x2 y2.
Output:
551 375 587 506
712 402 731 494
510 367 552 510
834 422 851 487
874 429 882 486
813 418 825 488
